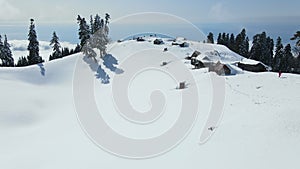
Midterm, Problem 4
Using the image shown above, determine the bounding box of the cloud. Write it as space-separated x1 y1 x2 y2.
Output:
0 0 20 20
209 3 232 22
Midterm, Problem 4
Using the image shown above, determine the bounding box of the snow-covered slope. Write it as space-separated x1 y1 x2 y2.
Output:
0 38 300 169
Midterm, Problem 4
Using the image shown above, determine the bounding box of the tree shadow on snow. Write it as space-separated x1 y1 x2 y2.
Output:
96 66 110 84
102 54 124 74
37 63 45 76
83 56 110 84
83 54 124 84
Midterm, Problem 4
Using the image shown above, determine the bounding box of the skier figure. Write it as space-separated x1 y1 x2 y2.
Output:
278 70 282 78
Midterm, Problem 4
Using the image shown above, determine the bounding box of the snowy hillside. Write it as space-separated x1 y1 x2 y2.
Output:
0 38 300 169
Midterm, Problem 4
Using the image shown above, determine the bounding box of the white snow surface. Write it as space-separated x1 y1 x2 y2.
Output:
1 38 300 169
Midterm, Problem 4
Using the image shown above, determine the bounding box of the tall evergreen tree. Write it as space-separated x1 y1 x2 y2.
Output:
105 13 110 25
81 38 97 59
225 33 229 46
77 15 91 48
3 35 14 66
235 29 249 57
0 35 14 67
49 31 62 61
273 37 284 72
27 19 43 65
249 34 261 61
235 29 245 52
222 33 227 45
244 37 250 57
77 15 96 59
74 44 81 53
283 44 294 72
265 37 274 66
0 35 4 66
217 33 222 44
228 33 235 51
93 14 102 33
249 32 274 66
91 14 110 57
291 31 300 46
207 32 214 44
90 15 94 34
296 54 300 73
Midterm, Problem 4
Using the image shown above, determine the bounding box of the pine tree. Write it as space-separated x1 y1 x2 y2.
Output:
77 15 91 48
235 29 249 57
0 35 14 67
283 44 294 72
0 35 4 66
217 33 222 44
93 14 102 33
82 39 97 59
235 29 246 50
27 19 43 65
218 33 228 46
249 34 261 61
249 32 274 66
222 33 227 45
49 31 62 61
105 13 110 25
91 14 110 57
225 33 230 46
243 37 250 57
207 32 214 44
4 35 14 66
291 31 300 46
16 56 29 67
265 37 274 66
228 33 235 51
273 37 284 72
77 15 95 59
62 47 70 57
74 44 81 53
296 54 300 73
90 15 94 34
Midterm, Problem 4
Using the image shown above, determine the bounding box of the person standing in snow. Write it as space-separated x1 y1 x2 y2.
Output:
278 70 282 78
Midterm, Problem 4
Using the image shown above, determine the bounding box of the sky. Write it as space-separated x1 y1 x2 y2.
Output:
0 0 299 24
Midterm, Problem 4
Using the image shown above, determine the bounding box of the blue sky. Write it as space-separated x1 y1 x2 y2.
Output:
0 0 299 24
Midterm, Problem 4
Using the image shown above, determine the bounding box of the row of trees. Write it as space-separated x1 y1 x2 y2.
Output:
49 31 81 61
2 13 110 67
18 13 111 66
208 29 250 58
207 29 300 73
16 19 82 67
77 13 110 60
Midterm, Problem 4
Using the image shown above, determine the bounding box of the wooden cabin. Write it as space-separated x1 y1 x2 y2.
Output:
237 62 267 72
208 61 231 75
